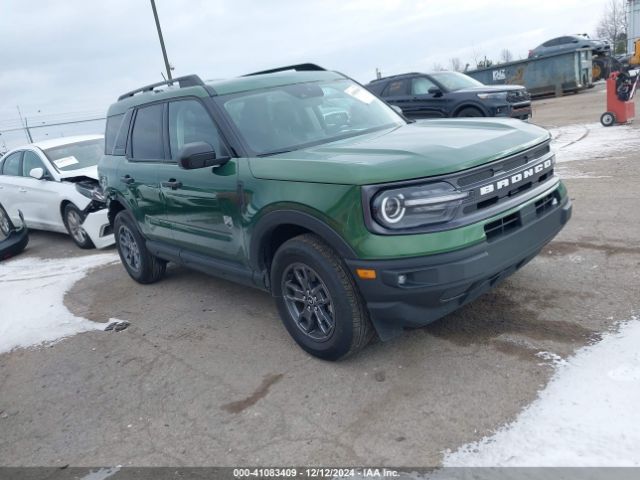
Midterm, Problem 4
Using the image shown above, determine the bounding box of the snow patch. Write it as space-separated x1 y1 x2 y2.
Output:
444 317 640 466
0 254 121 354
550 123 638 164
535 351 567 367
80 466 121 480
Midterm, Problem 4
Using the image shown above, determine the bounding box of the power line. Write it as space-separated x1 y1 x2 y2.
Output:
0 117 105 134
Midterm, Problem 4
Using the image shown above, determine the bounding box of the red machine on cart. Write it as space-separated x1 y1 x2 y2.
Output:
600 70 639 127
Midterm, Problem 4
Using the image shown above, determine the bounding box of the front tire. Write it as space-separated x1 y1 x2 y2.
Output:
63 204 94 249
114 210 166 284
455 107 484 118
271 234 373 360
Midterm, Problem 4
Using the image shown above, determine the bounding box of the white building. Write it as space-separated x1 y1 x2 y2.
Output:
629 0 640 52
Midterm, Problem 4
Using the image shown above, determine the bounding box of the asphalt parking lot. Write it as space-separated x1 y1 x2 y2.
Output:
1 84 639 467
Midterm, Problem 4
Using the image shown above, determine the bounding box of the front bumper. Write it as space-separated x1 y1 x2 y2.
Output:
491 103 532 120
81 208 115 249
1 228 29 260
345 195 572 341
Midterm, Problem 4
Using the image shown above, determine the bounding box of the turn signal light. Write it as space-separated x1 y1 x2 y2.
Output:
356 268 377 280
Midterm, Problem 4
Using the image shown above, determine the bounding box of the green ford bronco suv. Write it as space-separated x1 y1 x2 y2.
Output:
99 63 571 360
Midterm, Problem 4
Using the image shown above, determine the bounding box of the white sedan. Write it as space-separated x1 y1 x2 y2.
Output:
0 135 114 249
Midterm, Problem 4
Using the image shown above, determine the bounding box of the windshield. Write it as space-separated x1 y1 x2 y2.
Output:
218 79 404 155
43 139 103 171
430 72 484 91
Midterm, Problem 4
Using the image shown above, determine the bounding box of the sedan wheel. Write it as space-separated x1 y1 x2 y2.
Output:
63 204 94 249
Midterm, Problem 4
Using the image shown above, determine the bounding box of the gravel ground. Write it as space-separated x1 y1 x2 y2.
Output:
0 84 638 467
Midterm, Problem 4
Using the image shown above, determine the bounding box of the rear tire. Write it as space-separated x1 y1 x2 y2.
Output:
455 107 484 118
271 234 373 360
114 210 166 284
63 204 94 249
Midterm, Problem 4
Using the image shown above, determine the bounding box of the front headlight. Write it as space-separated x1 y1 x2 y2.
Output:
75 183 106 203
477 92 507 100
371 182 468 229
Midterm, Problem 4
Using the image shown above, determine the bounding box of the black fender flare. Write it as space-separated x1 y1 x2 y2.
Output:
106 191 133 225
249 209 357 272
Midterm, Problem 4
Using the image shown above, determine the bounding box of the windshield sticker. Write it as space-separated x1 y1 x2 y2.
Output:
53 156 79 169
344 85 375 104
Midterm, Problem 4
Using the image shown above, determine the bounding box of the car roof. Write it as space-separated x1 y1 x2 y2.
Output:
368 71 461 85
108 70 345 116
6 135 104 153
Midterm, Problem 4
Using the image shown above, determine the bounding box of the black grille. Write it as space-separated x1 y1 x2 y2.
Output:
507 90 531 103
484 212 521 241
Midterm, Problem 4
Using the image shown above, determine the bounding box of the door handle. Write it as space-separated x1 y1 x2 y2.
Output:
161 179 182 190
18 188 27 193
120 175 135 185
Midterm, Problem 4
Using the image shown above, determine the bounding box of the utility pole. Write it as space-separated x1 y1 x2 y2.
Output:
16 106 33 143
150 0 173 82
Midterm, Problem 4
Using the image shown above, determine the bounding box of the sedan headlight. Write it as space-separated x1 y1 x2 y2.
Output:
371 182 468 229
75 183 106 203
477 92 507 100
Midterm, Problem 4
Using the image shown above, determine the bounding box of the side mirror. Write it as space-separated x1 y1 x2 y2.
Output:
428 86 443 97
177 142 228 170
390 105 403 115
29 167 45 180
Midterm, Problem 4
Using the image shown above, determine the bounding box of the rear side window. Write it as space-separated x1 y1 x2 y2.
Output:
1 152 22 176
112 110 133 156
131 104 164 160
383 79 408 97
105 113 124 154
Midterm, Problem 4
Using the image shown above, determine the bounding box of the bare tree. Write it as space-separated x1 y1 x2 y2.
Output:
448 57 463 72
431 62 446 71
596 0 628 54
471 48 484 68
500 49 514 63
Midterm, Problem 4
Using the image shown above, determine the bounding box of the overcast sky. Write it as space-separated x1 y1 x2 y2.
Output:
1 0 609 149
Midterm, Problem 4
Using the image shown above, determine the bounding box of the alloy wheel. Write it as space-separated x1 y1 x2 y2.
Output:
67 210 88 244
282 263 335 341
118 225 141 273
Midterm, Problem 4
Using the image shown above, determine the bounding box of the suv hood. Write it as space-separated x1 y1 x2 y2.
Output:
454 85 526 94
248 119 550 185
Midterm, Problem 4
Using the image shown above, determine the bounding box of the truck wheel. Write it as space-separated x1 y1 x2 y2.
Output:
63 204 94 249
114 210 166 284
600 112 616 127
456 107 484 118
271 234 373 360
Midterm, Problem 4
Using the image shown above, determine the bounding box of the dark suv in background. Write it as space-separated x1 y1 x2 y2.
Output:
367 71 531 120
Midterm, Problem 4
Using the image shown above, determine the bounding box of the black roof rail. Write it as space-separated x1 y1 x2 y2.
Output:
368 72 423 83
117 74 206 101
243 63 326 77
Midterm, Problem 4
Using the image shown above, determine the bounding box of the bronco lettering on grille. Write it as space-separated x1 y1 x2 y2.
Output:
479 158 553 196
